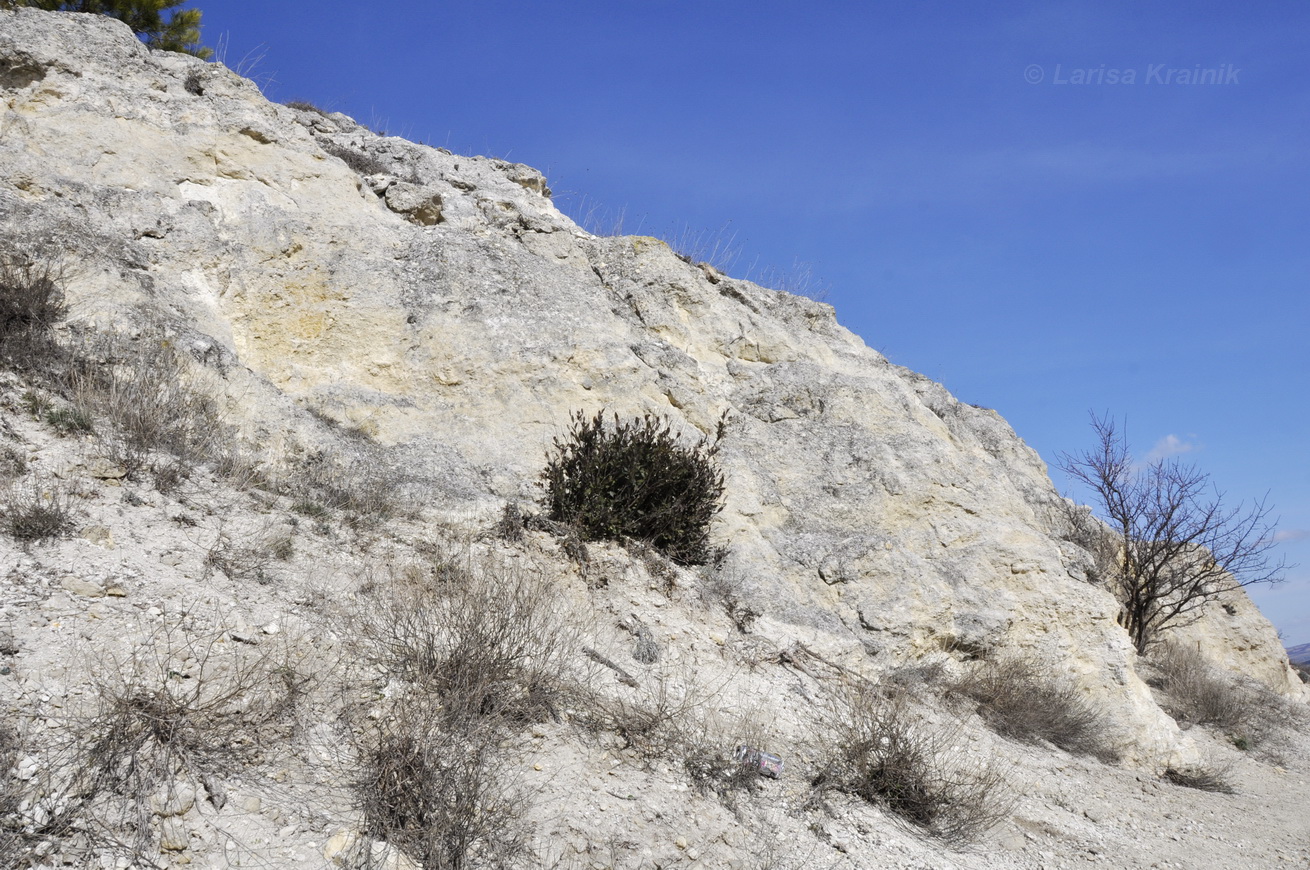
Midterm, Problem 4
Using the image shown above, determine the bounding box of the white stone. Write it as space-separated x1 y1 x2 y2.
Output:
60 576 105 598
159 817 189 852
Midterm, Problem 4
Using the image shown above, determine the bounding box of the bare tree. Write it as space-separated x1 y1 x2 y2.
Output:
1059 415 1285 655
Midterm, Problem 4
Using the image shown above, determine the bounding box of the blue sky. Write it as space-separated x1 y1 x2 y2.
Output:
190 1 1309 643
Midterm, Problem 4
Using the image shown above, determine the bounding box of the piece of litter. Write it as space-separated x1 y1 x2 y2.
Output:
734 745 783 779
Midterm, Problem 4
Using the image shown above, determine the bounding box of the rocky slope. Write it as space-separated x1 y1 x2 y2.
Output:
1285 643 1310 666
1 8 1306 870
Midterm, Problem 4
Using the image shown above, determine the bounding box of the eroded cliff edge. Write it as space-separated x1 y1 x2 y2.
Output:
0 7 1299 773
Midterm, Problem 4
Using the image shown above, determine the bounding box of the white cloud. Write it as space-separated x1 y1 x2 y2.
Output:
1144 434 1198 463
1273 529 1310 544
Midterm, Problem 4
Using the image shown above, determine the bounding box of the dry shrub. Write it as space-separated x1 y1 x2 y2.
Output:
1148 643 1294 751
577 666 768 810
681 708 776 810
1149 644 1247 730
814 683 1010 846
63 329 223 487
953 654 1116 760
285 99 328 115
342 555 567 868
577 664 705 759
204 521 293 584
496 502 525 542
1 716 88 869
1163 760 1235 793
682 744 760 807
292 447 401 528
353 696 527 870
72 617 311 852
0 717 24 864
324 142 390 176
0 253 65 374
346 554 576 731
2 474 72 542
697 563 761 633
1 615 310 866
0 445 26 482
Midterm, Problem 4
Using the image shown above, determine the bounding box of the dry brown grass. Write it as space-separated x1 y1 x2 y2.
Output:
63 329 223 489
0 253 65 374
697 563 761 633
345 554 577 730
2 474 72 542
351 696 527 870
575 665 772 812
1147 643 1297 753
72 616 311 853
289 446 402 529
813 682 1011 846
0 444 26 482
1163 760 1235 793
340 554 575 868
581 667 703 754
324 142 390 176
0 614 310 867
682 709 777 810
203 520 294 584
952 653 1118 760
0 717 25 865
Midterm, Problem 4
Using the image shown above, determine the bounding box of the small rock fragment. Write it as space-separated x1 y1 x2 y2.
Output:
61 576 105 598
159 817 189 852
202 773 227 810
150 782 196 817
86 458 127 480
384 182 443 225
80 525 114 547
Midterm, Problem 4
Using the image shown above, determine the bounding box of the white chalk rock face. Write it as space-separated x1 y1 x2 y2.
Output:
0 7 1296 764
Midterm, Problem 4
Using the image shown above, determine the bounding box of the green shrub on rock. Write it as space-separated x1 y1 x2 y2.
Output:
541 410 726 566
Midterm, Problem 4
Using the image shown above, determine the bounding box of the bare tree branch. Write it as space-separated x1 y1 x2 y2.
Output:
1059 414 1287 654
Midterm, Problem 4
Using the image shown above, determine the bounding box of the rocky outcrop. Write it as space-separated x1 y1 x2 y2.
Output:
0 5 1298 778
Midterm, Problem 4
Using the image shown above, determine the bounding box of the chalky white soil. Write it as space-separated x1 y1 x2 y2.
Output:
2 373 1307 870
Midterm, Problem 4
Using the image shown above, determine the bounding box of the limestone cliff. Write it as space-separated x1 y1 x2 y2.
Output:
2 7 1299 755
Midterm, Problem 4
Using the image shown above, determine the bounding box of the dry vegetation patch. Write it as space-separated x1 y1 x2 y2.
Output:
813 682 1011 846
2 473 72 542
0 717 28 866
345 555 577 729
0 252 66 374
1163 760 1236 793
573 661 779 814
952 653 1118 760
1146 643 1299 754
1 614 311 867
352 696 528 870
61 329 224 489
289 446 402 529
339 554 581 867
